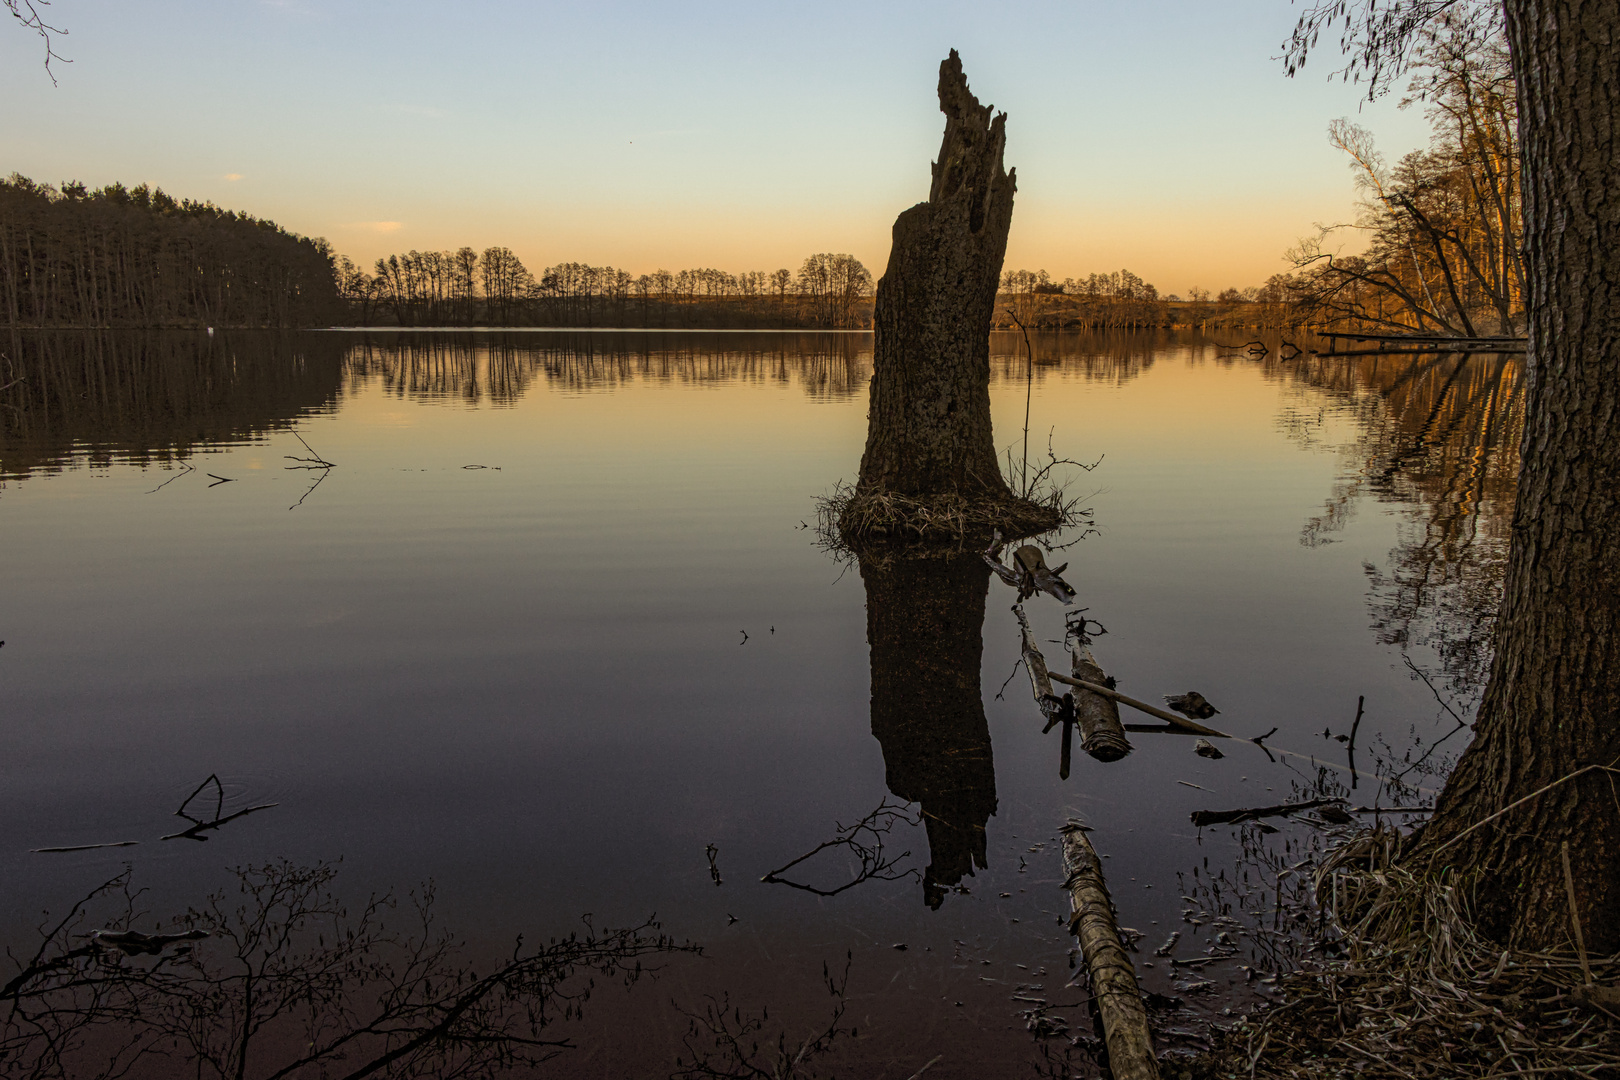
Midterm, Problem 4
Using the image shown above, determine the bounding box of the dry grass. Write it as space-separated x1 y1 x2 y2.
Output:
817 480 1086 553
1189 826 1620 1080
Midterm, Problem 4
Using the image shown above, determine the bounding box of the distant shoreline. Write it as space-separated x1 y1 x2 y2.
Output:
317 325 876 334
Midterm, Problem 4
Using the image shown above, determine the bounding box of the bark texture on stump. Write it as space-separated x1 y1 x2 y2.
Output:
1412 0 1620 951
863 552 998 909
855 50 1017 506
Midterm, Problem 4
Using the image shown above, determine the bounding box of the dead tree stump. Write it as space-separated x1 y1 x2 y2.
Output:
841 50 1061 543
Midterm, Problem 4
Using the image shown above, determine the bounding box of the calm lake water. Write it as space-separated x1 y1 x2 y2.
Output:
0 330 1520 1077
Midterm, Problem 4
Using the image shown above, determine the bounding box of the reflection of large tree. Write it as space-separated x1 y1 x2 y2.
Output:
862 552 997 909
1287 351 1523 706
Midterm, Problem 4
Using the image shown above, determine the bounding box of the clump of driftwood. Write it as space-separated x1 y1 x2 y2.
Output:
1000 548 1237 765
984 532 1078 603
1012 604 1131 764
1193 826 1620 1080
1046 671 1226 739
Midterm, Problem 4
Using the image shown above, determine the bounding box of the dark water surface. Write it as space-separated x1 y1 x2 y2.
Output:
0 330 1520 1076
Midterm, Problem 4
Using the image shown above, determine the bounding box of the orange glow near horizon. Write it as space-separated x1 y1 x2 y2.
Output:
322 189 1358 300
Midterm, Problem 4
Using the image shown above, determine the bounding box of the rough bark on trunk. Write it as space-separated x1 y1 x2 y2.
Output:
863 552 998 909
1412 0 1620 951
858 49 1012 502
844 52 1058 541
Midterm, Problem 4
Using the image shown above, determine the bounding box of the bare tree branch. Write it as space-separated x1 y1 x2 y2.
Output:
5 0 68 82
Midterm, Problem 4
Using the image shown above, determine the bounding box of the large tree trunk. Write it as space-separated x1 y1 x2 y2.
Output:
863 552 998 909
847 51 1052 541
1412 0 1620 951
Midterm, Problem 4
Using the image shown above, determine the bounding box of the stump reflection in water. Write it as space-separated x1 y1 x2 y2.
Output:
861 551 998 909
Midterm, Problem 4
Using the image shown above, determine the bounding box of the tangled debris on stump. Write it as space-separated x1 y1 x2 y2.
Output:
823 480 1075 548
1190 826 1620 1080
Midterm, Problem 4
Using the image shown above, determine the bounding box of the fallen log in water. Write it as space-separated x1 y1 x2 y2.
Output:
1318 330 1526 344
982 531 1024 588
1046 672 1226 737
1066 636 1131 762
1060 821 1161 1080
1012 605 1064 728
1320 345 1526 356
1188 797 1345 828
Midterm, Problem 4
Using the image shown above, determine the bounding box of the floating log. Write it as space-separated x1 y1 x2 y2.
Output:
87 929 212 956
1046 673 1226 737
31 840 139 854
1318 330 1525 344
1188 797 1345 828
1060 821 1161 1080
1013 604 1063 727
1013 545 1076 604
1321 345 1526 356
1066 635 1131 762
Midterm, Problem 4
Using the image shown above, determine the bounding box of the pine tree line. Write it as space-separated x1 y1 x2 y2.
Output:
0 175 340 329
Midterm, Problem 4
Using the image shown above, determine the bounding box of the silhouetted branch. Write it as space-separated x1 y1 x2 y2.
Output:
283 428 334 469
1189 798 1347 828
159 774 277 842
760 801 919 897
1280 0 1486 98
144 459 195 494
5 0 68 82
672 953 857 1080
3 861 696 1080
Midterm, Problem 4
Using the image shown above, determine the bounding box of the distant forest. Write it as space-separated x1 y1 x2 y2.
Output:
337 251 876 329
0 174 1326 333
341 250 1290 330
0 175 339 328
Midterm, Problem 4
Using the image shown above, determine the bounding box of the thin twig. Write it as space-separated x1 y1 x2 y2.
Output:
1434 763 1620 854
1563 841 1592 985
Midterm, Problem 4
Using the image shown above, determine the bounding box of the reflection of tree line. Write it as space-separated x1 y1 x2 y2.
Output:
345 332 870 401
1284 350 1523 702
986 329 1177 384
0 332 345 479
0 332 874 479
343 338 540 406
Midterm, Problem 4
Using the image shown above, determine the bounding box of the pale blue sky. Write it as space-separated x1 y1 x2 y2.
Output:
1 0 1432 293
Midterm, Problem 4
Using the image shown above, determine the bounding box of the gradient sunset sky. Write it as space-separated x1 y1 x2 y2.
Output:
2 0 1432 295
